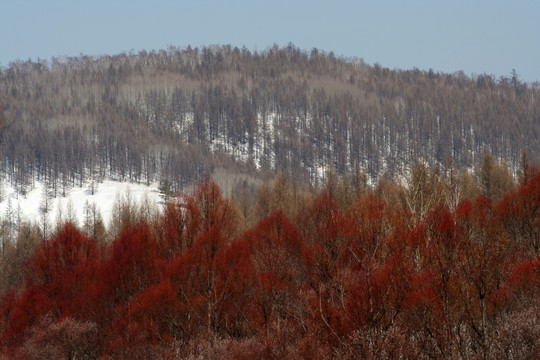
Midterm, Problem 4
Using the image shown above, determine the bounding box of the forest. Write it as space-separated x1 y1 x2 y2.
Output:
1 43 539 358
0 155 539 359
0 44 539 194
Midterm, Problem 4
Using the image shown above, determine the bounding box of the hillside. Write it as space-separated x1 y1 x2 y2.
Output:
1 44 539 193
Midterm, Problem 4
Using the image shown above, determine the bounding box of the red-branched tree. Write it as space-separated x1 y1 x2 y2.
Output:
455 196 512 357
1 223 99 352
297 193 350 344
183 178 238 245
242 210 308 335
100 222 160 305
497 168 540 257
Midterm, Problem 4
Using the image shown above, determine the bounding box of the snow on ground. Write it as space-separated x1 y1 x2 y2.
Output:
0 180 163 229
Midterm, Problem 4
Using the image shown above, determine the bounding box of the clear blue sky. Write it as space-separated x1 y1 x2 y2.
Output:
1 0 539 83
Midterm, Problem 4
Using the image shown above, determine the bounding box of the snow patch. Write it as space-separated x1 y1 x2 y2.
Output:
0 180 163 229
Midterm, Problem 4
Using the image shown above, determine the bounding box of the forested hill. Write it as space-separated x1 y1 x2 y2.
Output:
1 44 539 192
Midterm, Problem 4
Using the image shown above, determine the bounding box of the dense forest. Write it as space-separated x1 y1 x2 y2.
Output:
0 159 539 358
0 44 539 194
1 44 540 358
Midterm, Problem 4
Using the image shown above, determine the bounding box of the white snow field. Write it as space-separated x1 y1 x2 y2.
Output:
0 180 163 230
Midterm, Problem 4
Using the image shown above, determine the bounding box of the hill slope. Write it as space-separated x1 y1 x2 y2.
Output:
1 44 539 191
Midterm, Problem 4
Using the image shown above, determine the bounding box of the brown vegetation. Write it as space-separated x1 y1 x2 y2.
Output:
1 160 539 358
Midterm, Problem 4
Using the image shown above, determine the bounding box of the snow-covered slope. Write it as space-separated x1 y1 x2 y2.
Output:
0 180 163 230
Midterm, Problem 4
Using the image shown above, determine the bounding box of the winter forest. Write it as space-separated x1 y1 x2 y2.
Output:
0 44 539 192
0 44 540 358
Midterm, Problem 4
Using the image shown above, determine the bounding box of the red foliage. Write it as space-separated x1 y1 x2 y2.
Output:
103 278 181 357
24 223 99 315
129 278 180 340
1 224 99 351
154 201 187 259
242 210 307 330
455 198 473 219
100 222 160 304
1 287 52 351
406 269 439 312
497 170 540 257
506 257 540 304
184 178 238 244
2 176 540 358
298 193 347 285
424 206 464 282
167 225 251 339
346 193 388 268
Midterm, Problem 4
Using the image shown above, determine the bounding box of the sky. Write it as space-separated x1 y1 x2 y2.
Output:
1 0 539 83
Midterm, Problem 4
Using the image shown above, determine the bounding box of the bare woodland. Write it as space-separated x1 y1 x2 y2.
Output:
0 44 538 194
